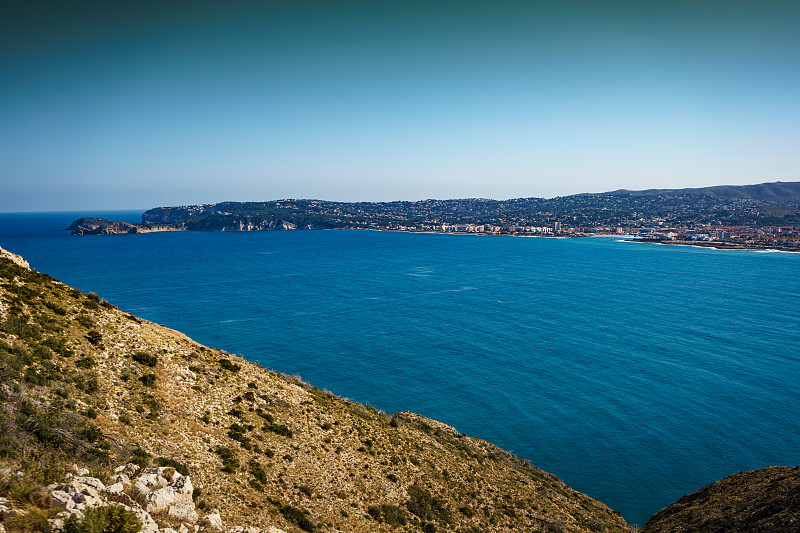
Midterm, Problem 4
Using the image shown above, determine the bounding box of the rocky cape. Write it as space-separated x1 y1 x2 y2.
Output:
0 245 797 532
67 218 177 236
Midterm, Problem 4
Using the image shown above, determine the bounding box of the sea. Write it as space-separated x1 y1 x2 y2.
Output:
1 211 798 526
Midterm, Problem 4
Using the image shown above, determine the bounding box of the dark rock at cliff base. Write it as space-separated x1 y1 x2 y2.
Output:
67 217 140 235
642 466 800 532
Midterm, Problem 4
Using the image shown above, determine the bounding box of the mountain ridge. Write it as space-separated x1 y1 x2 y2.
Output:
601 181 800 202
67 181 800 234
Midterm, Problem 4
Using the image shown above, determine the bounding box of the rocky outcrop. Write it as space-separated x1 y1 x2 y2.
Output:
41 465 287 533
0 246 29 269
67 217 140 235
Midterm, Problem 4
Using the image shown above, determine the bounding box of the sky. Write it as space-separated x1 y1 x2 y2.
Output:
1 0 799 211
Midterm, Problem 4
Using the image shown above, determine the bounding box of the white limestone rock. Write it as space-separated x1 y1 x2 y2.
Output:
137 473 168 491
200 512 224 531
170 475 193 502
115 463 141 477
74 477 106 493
51 489 78 511
168 503 199 524
146 486 177 513
106 482 125 495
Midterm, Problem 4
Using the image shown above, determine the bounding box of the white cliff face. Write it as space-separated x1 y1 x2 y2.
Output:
0 246 29 270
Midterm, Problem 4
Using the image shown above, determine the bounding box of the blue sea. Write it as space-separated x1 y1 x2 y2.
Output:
1 211 799 526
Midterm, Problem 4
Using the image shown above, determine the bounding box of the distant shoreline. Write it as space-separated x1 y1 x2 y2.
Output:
625 238 800 253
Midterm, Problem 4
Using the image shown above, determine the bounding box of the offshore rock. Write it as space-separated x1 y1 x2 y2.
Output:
67 217 140 235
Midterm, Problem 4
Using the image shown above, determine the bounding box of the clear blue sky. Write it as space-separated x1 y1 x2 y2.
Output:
2 0 798 212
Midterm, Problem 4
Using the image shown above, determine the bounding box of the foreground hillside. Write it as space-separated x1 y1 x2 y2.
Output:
0 247 632 533
642 466 800 532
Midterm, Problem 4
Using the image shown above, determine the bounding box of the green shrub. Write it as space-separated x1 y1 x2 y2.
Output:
406 485 450 524
130 447 151 469
80 424 104 444
227 424 252 449
215 446 239 473
76 315 94 329
381 504 407 526
367 505 381 520
131 352 158 367
255 409 274 423
248 458 267 484
62 505 140 533
42 300 68 316
139 374 156 387
86 331 102 346
263 422 292 438
24 367 48 386
156 457 190 476
278 504 315 532
218 359 240 372
42 337 73 357
77 373 99 393
76 357 95 369
1 316 42 340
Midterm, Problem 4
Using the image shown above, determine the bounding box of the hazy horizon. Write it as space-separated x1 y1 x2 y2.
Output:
2 1 798 212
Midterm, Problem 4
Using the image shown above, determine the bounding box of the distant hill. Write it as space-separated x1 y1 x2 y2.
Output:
603 181 800 202
68 181 800 235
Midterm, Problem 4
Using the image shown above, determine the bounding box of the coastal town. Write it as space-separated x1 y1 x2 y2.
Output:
68 181 800 251
369 220 800 251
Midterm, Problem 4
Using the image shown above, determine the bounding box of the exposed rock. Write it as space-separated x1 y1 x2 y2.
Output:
67 217 141 235
115 463 141 477
106 482 125 494
0 246 29 269
146 486 179 513
200 512 224 531
169 502 199 524
73 476 106 493
0 502 25 520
